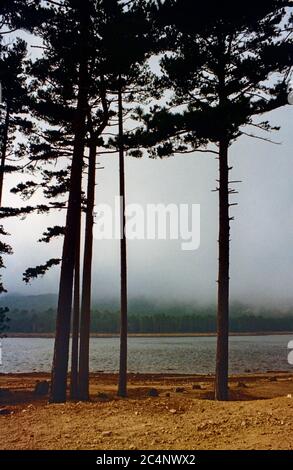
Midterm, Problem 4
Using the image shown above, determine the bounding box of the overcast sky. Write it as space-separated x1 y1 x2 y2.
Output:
1 104 293 307
1 31 293 307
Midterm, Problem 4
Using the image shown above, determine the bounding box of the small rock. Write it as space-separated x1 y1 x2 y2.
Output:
174 387 185 393
0 408 12 415
134 411 139 416
147 388 159 397
269 376 277 382
241 420 246 427
169 408 177 414
34 380 50 396
192 384 202 390
97 392 110 401
287 394 292 399
165 392 170 397
237 382 248 388
101 431 112 437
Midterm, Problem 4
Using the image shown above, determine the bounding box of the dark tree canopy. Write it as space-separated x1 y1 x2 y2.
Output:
134 0 293 155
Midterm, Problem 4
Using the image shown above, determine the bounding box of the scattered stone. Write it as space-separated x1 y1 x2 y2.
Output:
192 384 202 390
97 392 110 401
169 408 177 414
0 408 12 415
196 422 207 430
34 380 50 396
147 388 159 397
237 382 248 388
101 431 112 437
174 387 185 393
151 439 159 445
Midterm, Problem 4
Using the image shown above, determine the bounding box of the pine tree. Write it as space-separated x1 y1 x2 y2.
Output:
78 81 109 400
98 0 156 397
134 0 293 400
0 39 31 205
12 1 111 401
0 1 44 32
25 0 91 403
0 0 39 329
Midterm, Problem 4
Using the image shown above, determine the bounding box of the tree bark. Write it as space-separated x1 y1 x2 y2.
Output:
70 215 80 400
78 140 96 401
117 79 128 397
215 138 230 401
0 105 10 206
50 1 89 403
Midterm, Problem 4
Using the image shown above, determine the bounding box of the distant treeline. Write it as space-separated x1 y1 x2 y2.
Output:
6 308 293 334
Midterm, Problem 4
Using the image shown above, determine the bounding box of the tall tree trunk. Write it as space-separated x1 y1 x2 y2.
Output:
0 105 10 206
78 140 96 401
70 215 80 400
117 79 128 397
50 1 89 403
215 138 230 401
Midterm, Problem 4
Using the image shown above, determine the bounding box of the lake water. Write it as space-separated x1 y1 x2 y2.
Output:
0 335 292 374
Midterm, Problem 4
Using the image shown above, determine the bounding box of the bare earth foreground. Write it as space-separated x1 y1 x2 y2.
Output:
1 372 293 450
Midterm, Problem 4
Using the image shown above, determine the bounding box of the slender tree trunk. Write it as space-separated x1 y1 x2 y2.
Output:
215 138 230 401
117 79 128 397
50 1 89 403
70 215 80 400
78 140 96 401
0 105 10 206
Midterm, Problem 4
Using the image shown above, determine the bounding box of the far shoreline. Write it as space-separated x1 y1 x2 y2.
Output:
4 331 293 338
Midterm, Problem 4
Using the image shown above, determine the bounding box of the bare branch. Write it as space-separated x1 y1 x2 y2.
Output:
241 131 281 144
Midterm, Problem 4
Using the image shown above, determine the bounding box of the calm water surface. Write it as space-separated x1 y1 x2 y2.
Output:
0 335 292 374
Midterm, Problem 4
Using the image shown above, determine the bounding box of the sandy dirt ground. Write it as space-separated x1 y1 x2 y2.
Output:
0 372 293 450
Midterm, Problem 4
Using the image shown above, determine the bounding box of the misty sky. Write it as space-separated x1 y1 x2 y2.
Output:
2 105 293 306
1 32 293 307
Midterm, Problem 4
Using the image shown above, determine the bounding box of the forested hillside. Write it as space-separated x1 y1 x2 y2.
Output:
5 305 293 334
